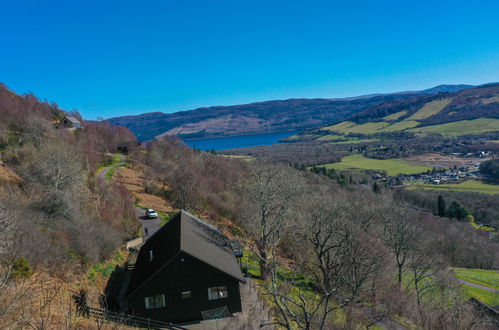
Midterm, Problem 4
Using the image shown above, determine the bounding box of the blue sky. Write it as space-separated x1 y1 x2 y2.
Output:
1 0 498 119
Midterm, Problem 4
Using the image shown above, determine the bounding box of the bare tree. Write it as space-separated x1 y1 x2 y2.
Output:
381 205 422 288
240 164 303 280
405 239 442 322
262 193 385 330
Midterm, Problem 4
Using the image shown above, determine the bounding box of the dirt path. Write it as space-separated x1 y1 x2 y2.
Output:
97 154 126 180
456 278 499 294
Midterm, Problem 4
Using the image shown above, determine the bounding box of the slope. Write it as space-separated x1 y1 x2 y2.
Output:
107 84 475 141
290 84 499 141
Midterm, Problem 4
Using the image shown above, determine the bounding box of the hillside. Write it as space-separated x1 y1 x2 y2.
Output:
288 84 499 142
107 84 474 141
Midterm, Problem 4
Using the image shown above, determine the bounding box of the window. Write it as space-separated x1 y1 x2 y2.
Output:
181 290 192 299
148 250 153 262
144 294 166 309
207 286 228 300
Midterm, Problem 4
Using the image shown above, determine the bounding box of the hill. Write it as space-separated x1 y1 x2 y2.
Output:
288 84 499 142
107 84 475 141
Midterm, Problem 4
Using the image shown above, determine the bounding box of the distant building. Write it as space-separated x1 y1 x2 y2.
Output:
59 116 82 129
114 210 245 323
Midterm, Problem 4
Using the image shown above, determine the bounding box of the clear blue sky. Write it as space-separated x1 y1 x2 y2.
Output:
1 0 498 119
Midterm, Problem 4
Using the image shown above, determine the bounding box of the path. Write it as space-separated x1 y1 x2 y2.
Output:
375 318 408 330
456 278 499 294
97 154 126 180
135 207 162 239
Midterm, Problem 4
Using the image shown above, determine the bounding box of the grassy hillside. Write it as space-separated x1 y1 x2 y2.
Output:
290 84 499 142
408 118 499 136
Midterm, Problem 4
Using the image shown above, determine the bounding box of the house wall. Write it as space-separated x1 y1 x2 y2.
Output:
126 252 242 323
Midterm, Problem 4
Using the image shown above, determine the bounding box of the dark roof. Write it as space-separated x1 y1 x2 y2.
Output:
63 116 81 124
126 210 244 297
179 210 244 282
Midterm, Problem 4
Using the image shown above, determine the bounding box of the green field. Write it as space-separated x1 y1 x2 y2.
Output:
317 133 345 141
377 120 420 132
317 154 431 176
325 121 389 134
408 118 499 136
462 285 499 306
409 180 499 195
407 98 452 120
453 268 499 290
383 110 407 121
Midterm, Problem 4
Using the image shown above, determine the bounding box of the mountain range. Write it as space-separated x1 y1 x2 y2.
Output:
288 83 499 142
107 84 479 141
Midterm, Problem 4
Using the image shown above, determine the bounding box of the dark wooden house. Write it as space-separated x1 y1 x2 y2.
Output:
122 210 245 323
59 116 82 128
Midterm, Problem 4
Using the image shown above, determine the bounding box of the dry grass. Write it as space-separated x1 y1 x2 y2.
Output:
115 165 174 214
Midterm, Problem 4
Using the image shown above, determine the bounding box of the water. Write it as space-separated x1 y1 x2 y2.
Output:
182 131 297 151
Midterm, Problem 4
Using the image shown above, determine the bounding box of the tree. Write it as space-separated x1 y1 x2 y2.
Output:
263 193 385 330
240 164 303 280
437 195 446 217
382 206 422 288
446 201 470 220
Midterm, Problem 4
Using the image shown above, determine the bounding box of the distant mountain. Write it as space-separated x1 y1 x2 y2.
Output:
288 84 499 142
107 84 479 141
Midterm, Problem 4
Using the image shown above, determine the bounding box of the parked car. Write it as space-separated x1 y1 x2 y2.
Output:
145 209 158 219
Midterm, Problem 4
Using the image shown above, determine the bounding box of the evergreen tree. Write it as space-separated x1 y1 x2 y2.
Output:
437 195 446 217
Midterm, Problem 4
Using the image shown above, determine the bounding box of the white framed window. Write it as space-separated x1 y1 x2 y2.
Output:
148 250 154 262
144 294 166 309
207 286 228 300
181 290 192 299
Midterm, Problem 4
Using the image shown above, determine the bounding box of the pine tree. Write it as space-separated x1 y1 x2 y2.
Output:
437 195 446 217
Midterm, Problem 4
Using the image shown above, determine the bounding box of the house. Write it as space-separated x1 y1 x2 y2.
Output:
119 210 245 323
59 116 82 129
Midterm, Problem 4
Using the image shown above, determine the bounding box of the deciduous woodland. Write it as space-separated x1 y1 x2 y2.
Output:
0 84 498 328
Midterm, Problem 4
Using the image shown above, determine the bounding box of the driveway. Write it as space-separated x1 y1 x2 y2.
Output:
135 207 163 239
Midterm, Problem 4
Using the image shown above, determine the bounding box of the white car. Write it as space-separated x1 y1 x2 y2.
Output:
145 209 158 219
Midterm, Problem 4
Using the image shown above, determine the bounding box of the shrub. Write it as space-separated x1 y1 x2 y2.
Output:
11 257 33 278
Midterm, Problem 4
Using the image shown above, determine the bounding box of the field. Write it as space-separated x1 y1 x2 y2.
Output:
377 120 420 132
462 285 499 306
408 180 499 195
408 118 499 136
407 98 452 120
453 268 499 290
383 110 407 121
316 154 431 176
325 121 389 134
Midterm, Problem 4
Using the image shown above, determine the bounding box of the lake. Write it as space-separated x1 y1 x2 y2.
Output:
182 131 297 151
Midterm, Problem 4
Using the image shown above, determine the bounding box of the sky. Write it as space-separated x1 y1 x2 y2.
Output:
1 0 498 120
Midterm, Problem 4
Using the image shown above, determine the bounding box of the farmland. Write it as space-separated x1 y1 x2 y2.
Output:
462 285 499 306
408 118 499 136
315 154 432 176
408 180 499 195
407 98 452 120
453 268 499 290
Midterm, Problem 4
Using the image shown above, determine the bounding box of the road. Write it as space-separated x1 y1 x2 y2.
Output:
135 207 163 239
456 278 499 294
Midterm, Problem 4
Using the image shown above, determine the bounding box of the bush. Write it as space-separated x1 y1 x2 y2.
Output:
11 257 33 278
